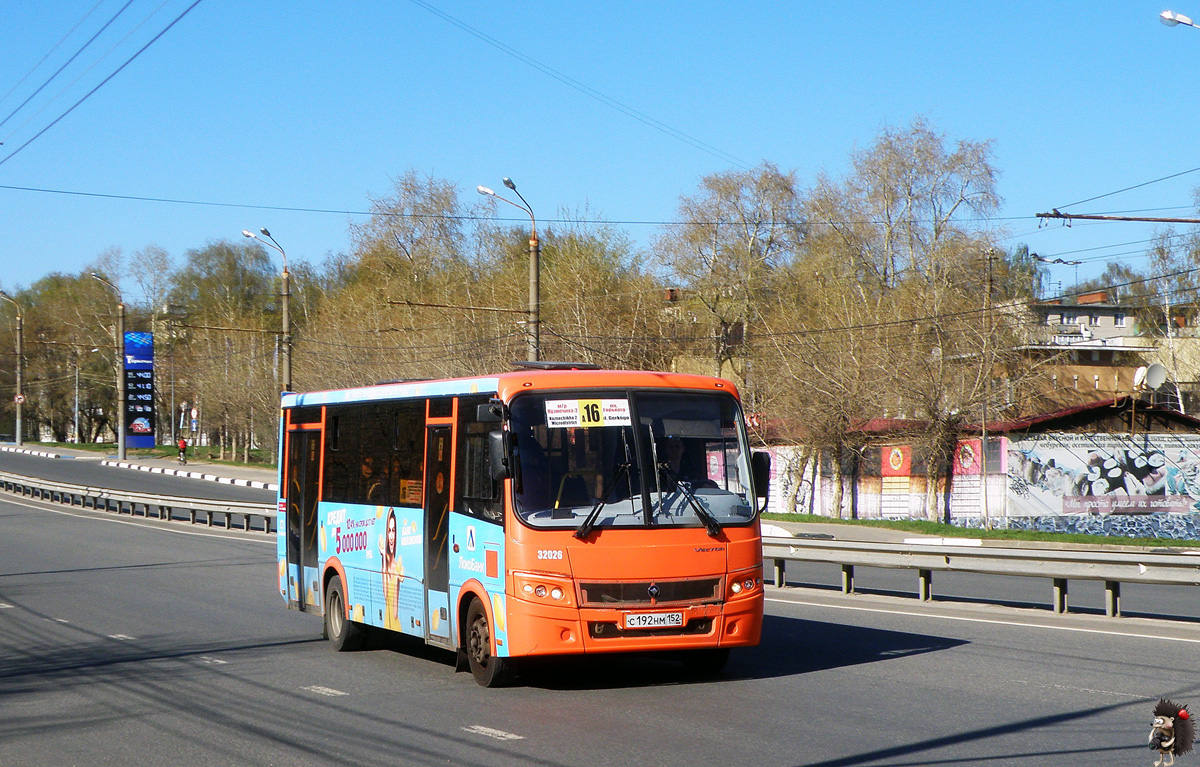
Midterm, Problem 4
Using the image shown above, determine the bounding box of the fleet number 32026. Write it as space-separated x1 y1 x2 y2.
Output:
537 550 564 560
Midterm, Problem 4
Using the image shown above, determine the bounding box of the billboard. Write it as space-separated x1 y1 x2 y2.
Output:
1007 433 1200 516
124 332 155 448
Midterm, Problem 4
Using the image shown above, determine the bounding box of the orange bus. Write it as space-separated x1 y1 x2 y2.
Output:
277 362 769 686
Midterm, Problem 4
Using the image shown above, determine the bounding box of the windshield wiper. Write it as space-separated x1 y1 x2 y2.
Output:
658 464 723 537
575 431 635 540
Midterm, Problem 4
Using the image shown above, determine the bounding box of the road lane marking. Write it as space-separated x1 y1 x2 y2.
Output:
198 656 227 665
767 596 1200 644
1013 679 1152 701
0 603 12 609
108 634 136 641
462 725 524 741
301 685 348 697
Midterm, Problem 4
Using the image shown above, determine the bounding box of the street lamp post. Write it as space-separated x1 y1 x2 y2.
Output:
91 273 125 460
0 291 23 446
242 228 291 392
477 178 540 361
1162 9 1199 28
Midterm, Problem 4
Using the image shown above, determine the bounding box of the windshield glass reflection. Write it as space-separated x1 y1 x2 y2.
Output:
510 391 754 530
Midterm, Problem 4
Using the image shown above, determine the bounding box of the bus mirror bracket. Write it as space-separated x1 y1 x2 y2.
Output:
477 400 504 423
751 451 771 513
489 430 511 480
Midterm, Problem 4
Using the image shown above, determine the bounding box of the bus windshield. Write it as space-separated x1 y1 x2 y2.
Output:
509 390 755 530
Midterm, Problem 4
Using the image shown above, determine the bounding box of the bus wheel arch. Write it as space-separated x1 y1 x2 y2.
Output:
321 561 364 651
454 582 487 671
462 594 515 687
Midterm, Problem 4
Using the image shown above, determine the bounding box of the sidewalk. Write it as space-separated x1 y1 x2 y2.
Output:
0 444 279 491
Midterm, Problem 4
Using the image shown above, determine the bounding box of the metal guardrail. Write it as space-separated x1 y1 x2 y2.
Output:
762 535 1200 618
0 468 276 533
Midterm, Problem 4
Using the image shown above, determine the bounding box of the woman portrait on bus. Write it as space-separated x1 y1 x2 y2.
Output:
380 509 403 631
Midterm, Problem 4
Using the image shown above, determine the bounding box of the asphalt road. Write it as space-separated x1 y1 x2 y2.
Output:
0 449 275 504
1 488 1195 767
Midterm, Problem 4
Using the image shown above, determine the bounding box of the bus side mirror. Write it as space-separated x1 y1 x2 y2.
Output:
489 430 511 481
477 401 504 423
751 451 771 512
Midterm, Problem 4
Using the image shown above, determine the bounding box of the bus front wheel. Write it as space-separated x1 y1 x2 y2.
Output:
465 597 515 687
323 576 366 652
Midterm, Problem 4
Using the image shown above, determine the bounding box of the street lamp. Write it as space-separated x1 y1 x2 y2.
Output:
477 178 540 361
0 290 23 446
91 273 125 460
1162 9 1198 27
242 228 291 393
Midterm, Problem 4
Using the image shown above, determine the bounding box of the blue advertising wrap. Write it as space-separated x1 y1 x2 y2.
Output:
124 332 155 448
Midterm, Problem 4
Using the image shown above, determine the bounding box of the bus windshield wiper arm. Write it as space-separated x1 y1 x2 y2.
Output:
574 460 630 540
659 465 722 537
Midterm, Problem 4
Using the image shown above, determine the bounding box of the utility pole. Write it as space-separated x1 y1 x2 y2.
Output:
980 252 992 530
0 291 22 446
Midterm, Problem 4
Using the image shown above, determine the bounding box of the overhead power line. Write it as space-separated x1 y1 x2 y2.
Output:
407 0 753 171
0 180 1034 228
0 0 105 110
1056 166 1200 210
0 0 136 132
1039 210 1200 226
0 0 204 168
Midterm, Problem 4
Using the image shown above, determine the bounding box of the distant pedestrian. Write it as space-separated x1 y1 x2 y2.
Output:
177 437 188 465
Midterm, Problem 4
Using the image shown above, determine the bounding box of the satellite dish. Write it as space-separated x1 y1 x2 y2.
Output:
1145 363 1168 391
1133 366 1148 389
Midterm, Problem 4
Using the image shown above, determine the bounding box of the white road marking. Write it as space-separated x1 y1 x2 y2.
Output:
766 596 1200 644
108 634 136 641
462 725 524 741
0 603 13 609
198 656 227 665
1012 679 1153 701
301 685 348 697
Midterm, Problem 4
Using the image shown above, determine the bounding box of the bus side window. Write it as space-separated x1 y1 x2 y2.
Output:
323 409 360 502
457 396 503 524
390 402 425 506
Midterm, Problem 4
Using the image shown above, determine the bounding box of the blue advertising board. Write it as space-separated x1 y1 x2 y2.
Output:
124 332 155 448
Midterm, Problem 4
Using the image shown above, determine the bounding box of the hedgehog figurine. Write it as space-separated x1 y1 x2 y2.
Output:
1150 698 1195 767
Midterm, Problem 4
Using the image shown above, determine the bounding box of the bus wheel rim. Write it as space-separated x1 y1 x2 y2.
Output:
329 591 343 636
470 616 490 665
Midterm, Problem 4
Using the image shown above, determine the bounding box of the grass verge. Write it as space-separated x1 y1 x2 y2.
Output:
762 512 1200 548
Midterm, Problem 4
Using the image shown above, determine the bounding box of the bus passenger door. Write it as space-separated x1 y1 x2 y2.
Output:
424 425 453 646
286 430 321 612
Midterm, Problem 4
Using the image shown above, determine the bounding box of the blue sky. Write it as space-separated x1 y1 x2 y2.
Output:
0 1 1196 301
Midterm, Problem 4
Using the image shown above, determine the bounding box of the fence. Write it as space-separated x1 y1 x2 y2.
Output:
0 468 276 533
762 534 1200 617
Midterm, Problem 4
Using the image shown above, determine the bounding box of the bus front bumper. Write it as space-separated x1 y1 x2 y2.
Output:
504 593 763 657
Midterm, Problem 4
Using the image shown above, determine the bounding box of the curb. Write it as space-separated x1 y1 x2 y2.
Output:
0 445 64 459
99 460 278 492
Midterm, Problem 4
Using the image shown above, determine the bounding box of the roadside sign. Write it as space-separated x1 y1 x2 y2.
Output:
13 394 24 404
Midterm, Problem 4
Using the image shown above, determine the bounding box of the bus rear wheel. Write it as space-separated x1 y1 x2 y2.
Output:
465 597 515 687
324 576 366 651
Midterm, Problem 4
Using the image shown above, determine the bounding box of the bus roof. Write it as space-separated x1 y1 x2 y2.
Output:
280 369 740 409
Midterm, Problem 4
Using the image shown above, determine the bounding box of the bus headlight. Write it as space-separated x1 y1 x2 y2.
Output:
727 568 763 600
513 572 575 606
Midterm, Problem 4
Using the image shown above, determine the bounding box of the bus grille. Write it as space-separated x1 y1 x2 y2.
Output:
579 578 721 607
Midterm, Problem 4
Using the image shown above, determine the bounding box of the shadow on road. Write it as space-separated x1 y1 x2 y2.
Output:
462 612 970 691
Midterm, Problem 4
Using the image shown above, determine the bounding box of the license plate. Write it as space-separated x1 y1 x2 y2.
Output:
622 611 683 630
